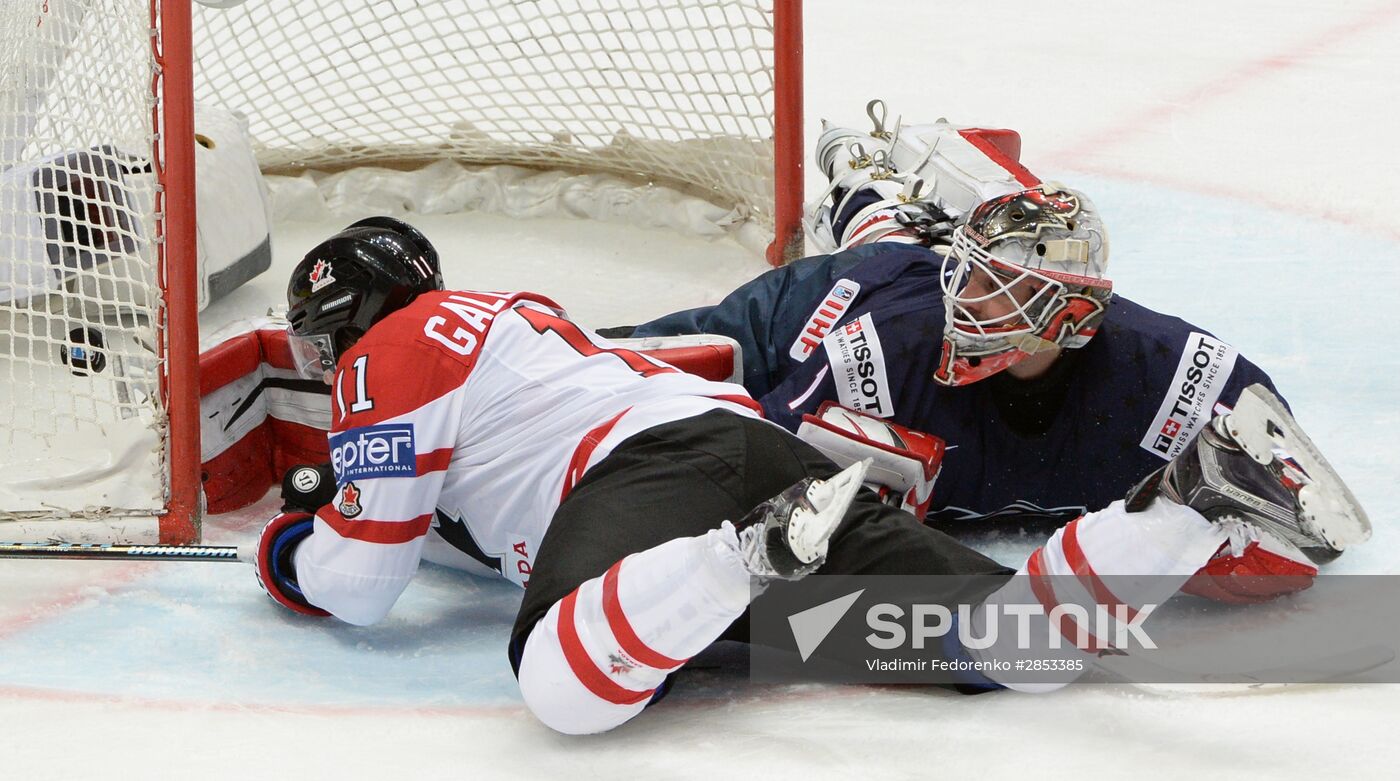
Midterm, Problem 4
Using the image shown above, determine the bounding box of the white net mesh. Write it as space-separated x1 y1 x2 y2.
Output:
0 0 168 531
193 0 781 233
0 0 788 535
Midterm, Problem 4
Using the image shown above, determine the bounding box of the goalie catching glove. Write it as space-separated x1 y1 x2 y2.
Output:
795 402 944 520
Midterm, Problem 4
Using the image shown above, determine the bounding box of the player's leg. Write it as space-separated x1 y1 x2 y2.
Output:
773 408 1282 692
924 385 1364 690
511 411 869 734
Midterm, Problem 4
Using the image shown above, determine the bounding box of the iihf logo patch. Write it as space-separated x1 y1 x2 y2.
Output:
309 259 335 292
338 482 363 518
787 278 861 362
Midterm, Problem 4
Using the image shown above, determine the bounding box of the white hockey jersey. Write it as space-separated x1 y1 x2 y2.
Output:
294 290 761 625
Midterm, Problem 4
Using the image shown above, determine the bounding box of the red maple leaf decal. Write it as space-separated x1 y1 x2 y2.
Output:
341 482 360 505
310 259 331 284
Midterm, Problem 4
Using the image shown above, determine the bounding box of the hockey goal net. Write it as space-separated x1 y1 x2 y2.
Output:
0 0 200 544
192 0 802 255
0 0 800 544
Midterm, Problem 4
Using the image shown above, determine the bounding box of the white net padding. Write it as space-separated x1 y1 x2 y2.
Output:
0 0 169 537
193 0 786 243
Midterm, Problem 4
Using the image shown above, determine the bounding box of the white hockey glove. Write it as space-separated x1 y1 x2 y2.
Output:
795 402 945 521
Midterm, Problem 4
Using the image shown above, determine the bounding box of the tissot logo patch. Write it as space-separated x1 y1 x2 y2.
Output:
1139 332 1238 459
330 423 417 480
789 279 862 362
824 314 893 417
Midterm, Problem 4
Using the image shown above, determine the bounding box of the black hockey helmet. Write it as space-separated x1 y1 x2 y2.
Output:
286 217 442 381
343 215 443 290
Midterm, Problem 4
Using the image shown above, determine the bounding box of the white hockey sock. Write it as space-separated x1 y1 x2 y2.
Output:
969 499 1226 692
517 526 751 734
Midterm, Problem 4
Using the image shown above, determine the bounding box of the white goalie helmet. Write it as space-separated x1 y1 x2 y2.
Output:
934 184 1112 386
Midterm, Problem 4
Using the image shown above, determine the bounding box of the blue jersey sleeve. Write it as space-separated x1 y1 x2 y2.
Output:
632 251 870 396
759 338 841 430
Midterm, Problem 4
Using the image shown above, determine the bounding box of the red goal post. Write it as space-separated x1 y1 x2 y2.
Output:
0 0 802 545
0 0 200 545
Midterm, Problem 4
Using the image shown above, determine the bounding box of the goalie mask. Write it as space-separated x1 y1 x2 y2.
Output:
286 217 442 382
934 185 1112 386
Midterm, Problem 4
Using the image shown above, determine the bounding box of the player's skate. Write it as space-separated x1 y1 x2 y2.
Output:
734 459 871 581
1126 384 1371 564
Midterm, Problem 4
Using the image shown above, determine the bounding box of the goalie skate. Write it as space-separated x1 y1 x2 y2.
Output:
736 459 871 581
1223 383 1371 556
807 118 930 251
1127 384 1370 563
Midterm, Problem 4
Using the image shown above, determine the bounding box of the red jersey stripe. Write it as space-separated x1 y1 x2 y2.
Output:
557 590 655 706
709 394 764 416
416 448 454 475
560 409 629 502
319 509 433 545
602 561 687 670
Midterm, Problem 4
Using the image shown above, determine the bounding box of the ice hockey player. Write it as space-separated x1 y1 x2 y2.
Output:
253 218 1367 733
604 105 1367 598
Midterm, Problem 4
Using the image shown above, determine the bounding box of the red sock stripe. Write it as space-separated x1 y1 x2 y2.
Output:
556 590 655 706
1060 520 1141 624
602 561 688 670
1026 548 1109 653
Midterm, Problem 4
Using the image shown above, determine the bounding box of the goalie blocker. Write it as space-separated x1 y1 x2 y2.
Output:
796 402 943 520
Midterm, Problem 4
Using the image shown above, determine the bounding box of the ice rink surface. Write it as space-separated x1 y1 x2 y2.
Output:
4 1 1400 778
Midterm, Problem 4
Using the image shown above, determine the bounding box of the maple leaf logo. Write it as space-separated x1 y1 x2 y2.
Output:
310 259 331 284
338 482 363 518
607 652 635 676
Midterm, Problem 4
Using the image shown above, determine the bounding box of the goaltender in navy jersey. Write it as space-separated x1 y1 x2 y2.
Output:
632 243 1284 527
294 289 761 625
